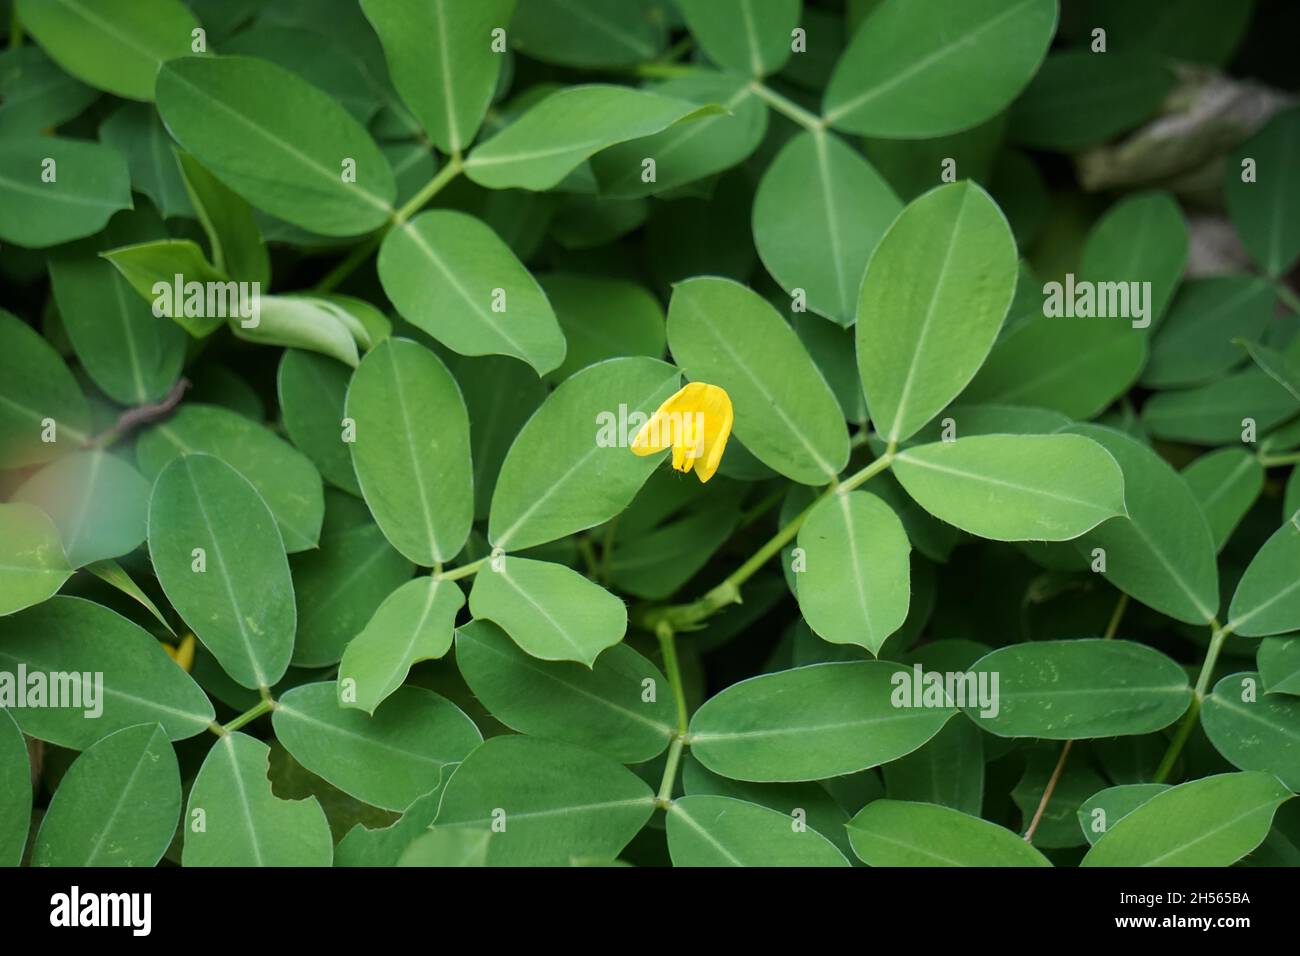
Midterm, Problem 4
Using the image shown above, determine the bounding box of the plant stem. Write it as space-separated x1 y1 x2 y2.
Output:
1258 448 1300 468
393 153 463 225
314 155 464 293
1153 623 1231 783
435 556 487 583
1023 740 1072 843
637 448 896 631
1021 592 1129 842
654 622 690 807
9 8 21 48
749 81 825 132
84 377 190 450
1274 280 1300 317
217 697 275 735
313 233 382 293
633 61 698 80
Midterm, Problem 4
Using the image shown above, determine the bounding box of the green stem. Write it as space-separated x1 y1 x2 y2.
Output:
749 81 825 132
1258 449 1300 468
9 8 21 48
435 556 487 583
654 622 689 807
393 153 463 225
315 155 464 293
313 233 382 293
633 61 698 80
637 448 896 631
218 696 275 735
1274 280 1300 317
1154 623 1231 783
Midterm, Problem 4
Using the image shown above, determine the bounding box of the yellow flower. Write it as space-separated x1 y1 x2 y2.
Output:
631 382 733 483
163 633 196 672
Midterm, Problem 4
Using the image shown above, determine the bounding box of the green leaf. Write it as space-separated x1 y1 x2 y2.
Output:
0 45 97 136
856 182 1018 444
667 276 849 484
667 795 850 867
1226 106 1300 277
273 682 481 812
846 799 1052 866
0 502 72 615
345 338 474 566
1228 521 1300 637
233 296 360 369
0 137 131 248
1182 448 1264 552
753 130 902 326
590 74 767 199
155 55 395 236
100 238 232 338
465 84 721 191
339 576 463 715
378 211 565 375
468 556 627 666
689 662 954 782
98 103 192 218
450 354 546 521
681 753 858 861
148 455 295 690
1078 191 1188 333
397 826 491 867
11 451 149 568
1202 673 1300 790
455 619 674 763
335 785 447 867
361 0 515 154
893 434 1126 542
1143 276 1276 388
175 149 270 286
964 639 1192 738
795 490 910 654
1239 338 1300 405
32 723 179 866
432 735 655 866
1142 367 1299 446
51 228 187 405
0 308 90 467
136 404 325 552
0 596 214 748
182 731 332 866
277 350 359 496
510 0 666 68
540 274 666 383
882 716 984 815
1067 424 1220 625
1081 772 1292 867
961 316 1144 419
1260 638 1300 697
677 0 800 76
289 492 413 667
1009 50 1174 151
0 709 32 866
16 0 198 101
1078 784 1170 845
83 559 174 635
822 0 1057 137
489 357 681 550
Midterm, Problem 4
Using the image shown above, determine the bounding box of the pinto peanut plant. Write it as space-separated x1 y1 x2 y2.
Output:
1 0 1299 870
